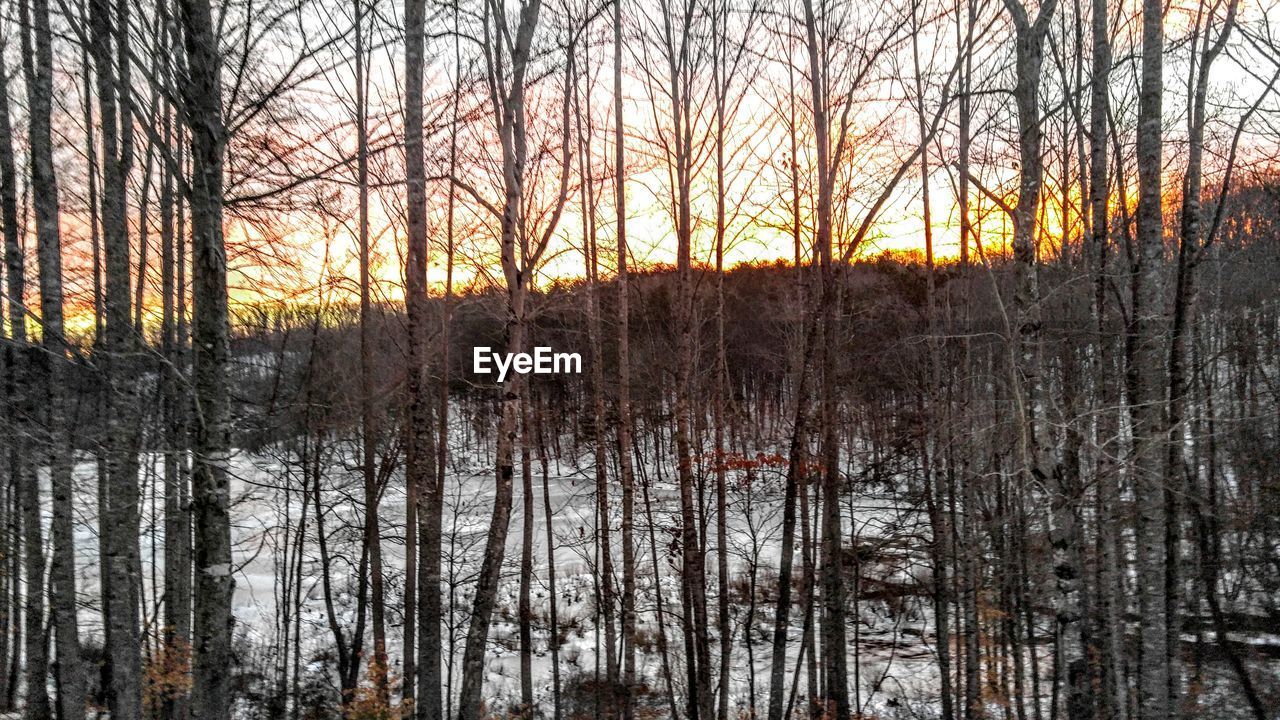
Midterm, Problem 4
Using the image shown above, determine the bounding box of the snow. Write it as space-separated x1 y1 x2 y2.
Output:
42 416 1017 717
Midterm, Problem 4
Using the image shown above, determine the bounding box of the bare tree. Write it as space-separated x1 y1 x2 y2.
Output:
0 37 23 716
612 0 639 715
88 0 144 711
403 0 438 712
177 0 234 716
20 0 86 713
1133 0 1168 715
159 11 193 720
455 0 571 714
12 5 51 715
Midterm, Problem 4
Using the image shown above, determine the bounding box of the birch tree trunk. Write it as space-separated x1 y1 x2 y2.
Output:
612 0 639 714
998 0 1056 476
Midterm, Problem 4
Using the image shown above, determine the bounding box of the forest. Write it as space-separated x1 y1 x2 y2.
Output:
0 0 1277 716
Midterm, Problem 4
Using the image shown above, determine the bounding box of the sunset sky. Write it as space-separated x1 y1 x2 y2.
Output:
39 0 1278 332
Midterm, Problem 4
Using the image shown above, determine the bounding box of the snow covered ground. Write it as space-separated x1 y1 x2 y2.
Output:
41 426 997 717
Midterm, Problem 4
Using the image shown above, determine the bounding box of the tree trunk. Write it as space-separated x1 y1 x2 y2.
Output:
666 16 713 713
20 0 86 713
712 7 732 716
160 45 193 720
456 4 545 715
910 8 953 715
351 0 388 699
18 412 48 720
0 41 21 716
177 0 234 716
612 0 638 713
1165 5 1238 712
538 406 563 720
957 0 974 268
798 0 850 713
641 443 681 720
89 0 144 712
575 53 617 709
3 16 46 719
518 402 535 718
404 0 442 714
1133 0 1169 715
999 0 1057 493
766 60 812 720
